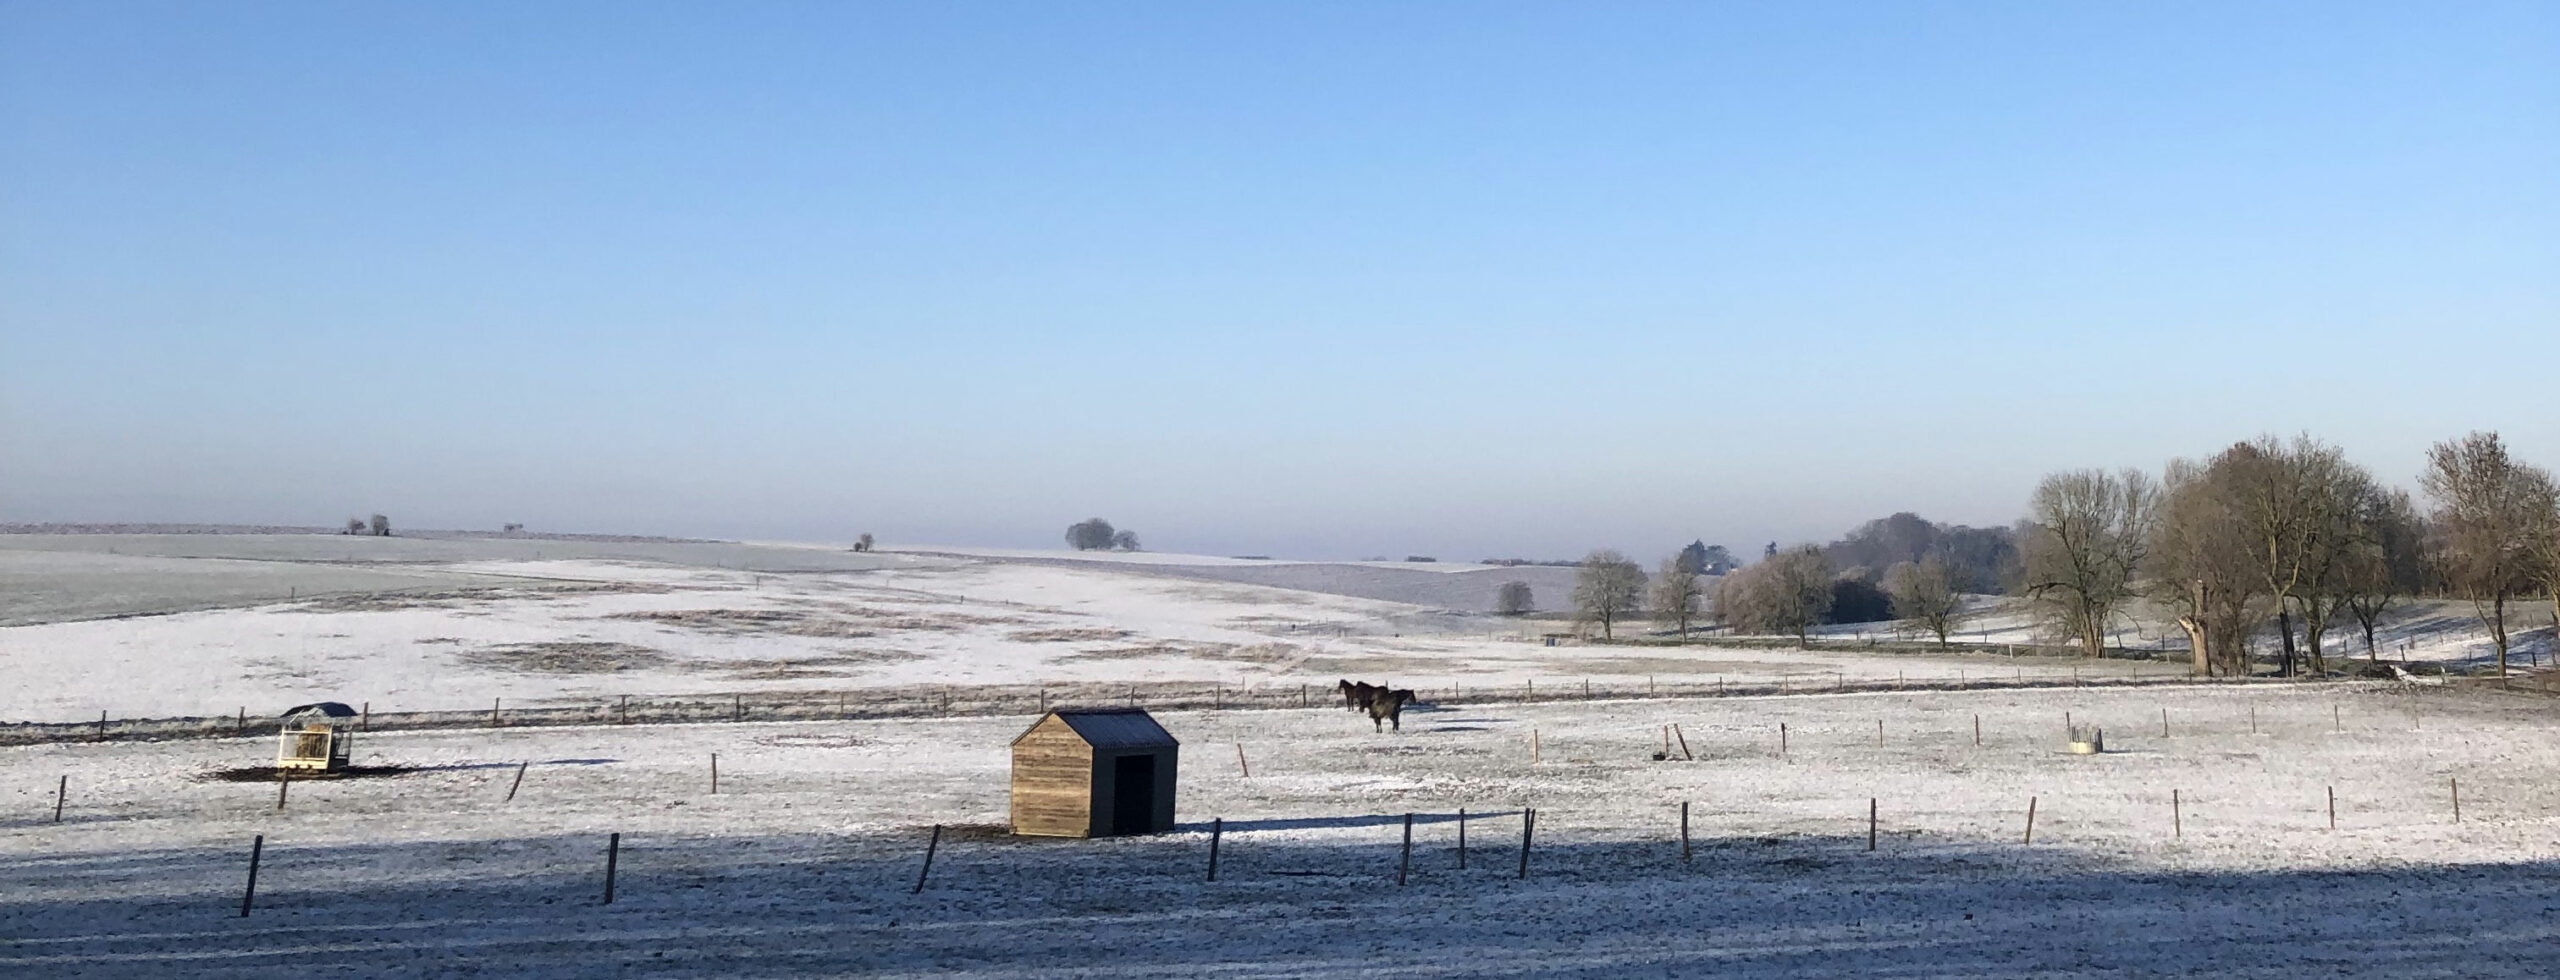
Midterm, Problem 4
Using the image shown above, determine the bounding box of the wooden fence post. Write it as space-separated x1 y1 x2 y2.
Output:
53 775 66 823
275 773 290 811
2173 789 2182 837
361 701 370 731
1517 808 1535 879
913 824 941 893
619 695 629 725
710 753 719 794
2161 708 2169 737
602 833 619 905
239 835 263 917
1207 817 1223 882
1674 724 1692 761
2023 797 2038 844
1876 719 1884 747
1531 729 1540 764
1867 798 1878 851
491 698 502 728
1458 807 1468 869
1780 722 1788 758
506 761 529 802
237 706 246 736
2327 786 2336 830
734 694 743 722
1680 801 1691 862
1235 744 1250 778
1398 813 1413 886
1974 714 1981 746
2451 778 2461 823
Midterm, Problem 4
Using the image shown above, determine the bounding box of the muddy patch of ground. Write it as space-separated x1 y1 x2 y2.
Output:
1009 627 1134 643
457 641 672 674
200 765 432 782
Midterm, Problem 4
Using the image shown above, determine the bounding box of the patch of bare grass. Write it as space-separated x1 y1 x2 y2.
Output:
458 641 671 674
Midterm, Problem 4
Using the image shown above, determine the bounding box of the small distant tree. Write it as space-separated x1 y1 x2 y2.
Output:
1110 529 1141 552
502 523 525 535
344 517 365 535
1676 541 1710 576
1716 546 1833 646
1496 581 1534 616
855 532 875 552
1065 518 1117 551
1882 557 1964 648
369 514 391 537
1651 558 1702 638
1572 549 1647 640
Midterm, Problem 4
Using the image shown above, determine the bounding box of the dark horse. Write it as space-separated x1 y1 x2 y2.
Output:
1337 679 1380 711
1368 688 1414 732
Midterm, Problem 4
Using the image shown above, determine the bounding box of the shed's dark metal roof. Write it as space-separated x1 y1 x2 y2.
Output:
280 702 358 719
1015 709 1178 749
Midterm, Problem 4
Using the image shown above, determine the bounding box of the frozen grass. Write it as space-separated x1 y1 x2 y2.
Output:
2 682 2555 976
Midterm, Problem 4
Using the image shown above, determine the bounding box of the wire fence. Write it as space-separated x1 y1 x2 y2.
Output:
1 664 2484 748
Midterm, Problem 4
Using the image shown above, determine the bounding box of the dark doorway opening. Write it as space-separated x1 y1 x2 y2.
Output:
1111 754 1156 835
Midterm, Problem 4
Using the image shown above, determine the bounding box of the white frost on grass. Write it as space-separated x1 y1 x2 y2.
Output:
2 682 2556 976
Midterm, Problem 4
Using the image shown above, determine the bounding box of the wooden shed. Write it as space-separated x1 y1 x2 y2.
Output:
1009 708 1179 838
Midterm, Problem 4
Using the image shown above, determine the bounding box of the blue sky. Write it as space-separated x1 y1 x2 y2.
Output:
3 2 2553 558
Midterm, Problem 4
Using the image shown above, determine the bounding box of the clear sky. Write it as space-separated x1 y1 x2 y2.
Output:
3 2 2554 559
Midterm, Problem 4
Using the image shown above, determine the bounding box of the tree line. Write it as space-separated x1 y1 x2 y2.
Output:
1542 430 2557 675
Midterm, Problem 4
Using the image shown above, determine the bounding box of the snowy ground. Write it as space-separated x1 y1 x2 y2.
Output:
3 681 2556 976
3 539 2172 725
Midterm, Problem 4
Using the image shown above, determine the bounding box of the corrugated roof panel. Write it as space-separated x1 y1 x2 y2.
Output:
1055 709 1177 749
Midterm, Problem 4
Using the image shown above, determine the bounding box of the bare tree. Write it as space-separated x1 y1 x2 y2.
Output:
2020 468 2158 657
1571 549 1646 640
855 532 875 552
2524 472 2560 647
2420 432 2549 676
1495 581 1534 616
2215 435 2373 676
1650 558 1702 638
369 514 390 537
1064 518 1117 551
1110 529 1141 552
344 517 365 535
1715 546 1833 647
2151 454 2271 676
1881 557 1963 648
2338 486 2424 661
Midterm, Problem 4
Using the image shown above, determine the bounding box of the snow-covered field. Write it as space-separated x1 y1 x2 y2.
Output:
4 681 2556 976
2 538 2169 725
8 532 2559 975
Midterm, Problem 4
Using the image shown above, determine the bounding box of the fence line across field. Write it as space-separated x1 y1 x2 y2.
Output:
5 668 2426 747
194 773 2495 918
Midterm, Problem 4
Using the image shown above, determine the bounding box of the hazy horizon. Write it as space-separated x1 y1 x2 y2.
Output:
5 3 2553 561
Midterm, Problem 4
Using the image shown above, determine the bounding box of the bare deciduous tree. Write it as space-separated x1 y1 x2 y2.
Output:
2151 454 2270 676
1571 549 1646 640
344 517 365 535
854 532 875 552
1714 546 1833 647
1650 558 1702 638
2214 435 2373 676
2021 469 2158 657
1495 580 1534 616
1881 557 1963 648
2338 486 2424 661
2421 432 2550 676
369 514 390 537
1110 529 1141 552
